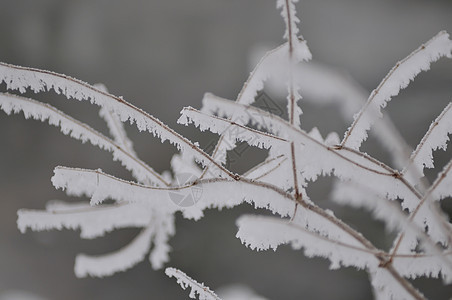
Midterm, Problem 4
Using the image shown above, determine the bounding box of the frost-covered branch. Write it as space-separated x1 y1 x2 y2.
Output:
51 166 296 218
0 92 168 186
99 107 137 157
332 182 452 274
179 106 289 152
51 165 404 259
341 31 452 150
18 201 151 239
1 1 451 298
237 215 427 300
0 62 236 180
200 0 310 177
243 154 287 181
201 93 287 136
95 83 138 157
403 102 452 185
236 215 377 266
199 98 428 210
75 225 155 277
391 159 452 258
277 0 304 127
165 267 221 300
199 41 309 176
294 62 413 169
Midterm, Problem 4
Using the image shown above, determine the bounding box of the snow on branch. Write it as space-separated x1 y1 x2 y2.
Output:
201 95 424 210
295 141 421 211
17 201 151 239
149 214 175 269
341 31 452 150
189 94 431 216
397 159 452 248
403 102 452 185
178 106 289 152
332 181 452 269
180 104 291 182
237 215 434 300
201 93 286 137
276 0 305 54
98 107 137 157
431 158 452 200
276 0 306 128
294 62 412 169
171 152 203 179
2 1 451 297
243 155 288 181
95 83 137 156
295 62 367 118
0 62 234 179
236 215 378 270
51 166 296 218
333 182 422 239
235 41 310 107
392 251 452 283
51 166 182 209
384 164 452 269
199 40 307 172
75 225 155 277
371 268 426 300
286 81 303 128
0 92 168 186
165 267 221 300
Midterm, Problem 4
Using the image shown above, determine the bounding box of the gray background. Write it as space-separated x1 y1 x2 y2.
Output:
1 0 452 299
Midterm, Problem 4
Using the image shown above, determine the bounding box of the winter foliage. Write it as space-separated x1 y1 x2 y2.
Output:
1 0 452 299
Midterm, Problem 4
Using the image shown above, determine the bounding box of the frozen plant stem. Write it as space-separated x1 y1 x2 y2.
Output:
1 1 451 299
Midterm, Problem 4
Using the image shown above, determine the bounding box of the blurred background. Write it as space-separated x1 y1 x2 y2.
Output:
1 0 452 299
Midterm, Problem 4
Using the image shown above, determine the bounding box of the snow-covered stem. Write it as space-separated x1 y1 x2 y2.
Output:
199 0 311 176
194 100 429 209
47 134 428 255
165 267 221 300
243 154 287 181
50 165 408 264
293 61 413 169
95 83 137 157
402 102 452 185
0 62 236 180
99 107 137 157
237 215 426 300
341 31 452 150
199 41 310 178
0 92 168 186
17 202 151 239
332 182 452 275
384 265 427 300
179 106 289 151
390 159 452 259
75 225 155 277
278 0 302 126
278 0 304 218
51 165 298 218
201 93 286 136
1 1 451 298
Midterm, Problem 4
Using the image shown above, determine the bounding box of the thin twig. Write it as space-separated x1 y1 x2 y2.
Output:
0 92 170 186
0 63 238 181
341 31 449 148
